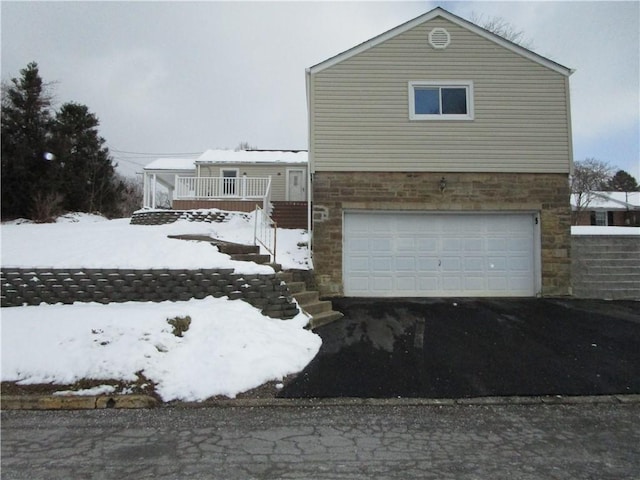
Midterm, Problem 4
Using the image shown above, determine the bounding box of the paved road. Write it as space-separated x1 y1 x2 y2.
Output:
2 403 639 479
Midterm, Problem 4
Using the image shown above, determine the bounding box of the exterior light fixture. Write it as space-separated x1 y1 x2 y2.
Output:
439 177 447 193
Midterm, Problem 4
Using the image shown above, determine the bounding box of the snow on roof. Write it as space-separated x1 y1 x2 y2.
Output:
143 158 197 171
571 191 640 210
196 149 308 164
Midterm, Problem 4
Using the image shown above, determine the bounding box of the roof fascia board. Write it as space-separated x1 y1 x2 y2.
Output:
308 7 572 77
194 161 308 166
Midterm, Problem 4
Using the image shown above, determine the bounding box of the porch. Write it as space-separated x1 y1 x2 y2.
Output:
143 174 272 211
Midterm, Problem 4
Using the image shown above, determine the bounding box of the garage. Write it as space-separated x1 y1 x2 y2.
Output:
343 212 540 297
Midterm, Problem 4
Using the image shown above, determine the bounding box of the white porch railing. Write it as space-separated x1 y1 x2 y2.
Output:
254 205 277 264
174 175 272 210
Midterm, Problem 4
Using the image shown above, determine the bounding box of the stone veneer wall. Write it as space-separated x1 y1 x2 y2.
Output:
312 172 571 297
0 268 299 319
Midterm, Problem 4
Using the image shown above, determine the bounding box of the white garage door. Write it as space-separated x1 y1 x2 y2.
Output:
343 212 538 297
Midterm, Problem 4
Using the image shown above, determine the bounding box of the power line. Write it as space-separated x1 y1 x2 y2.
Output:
110 148 201 157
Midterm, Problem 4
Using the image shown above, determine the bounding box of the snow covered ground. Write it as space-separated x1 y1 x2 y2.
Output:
2 210 311 271
1 211 320 401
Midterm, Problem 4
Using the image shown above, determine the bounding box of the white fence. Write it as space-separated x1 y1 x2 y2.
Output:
175 176 271 201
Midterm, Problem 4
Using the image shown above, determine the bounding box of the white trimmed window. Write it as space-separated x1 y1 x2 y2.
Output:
409 81 474 120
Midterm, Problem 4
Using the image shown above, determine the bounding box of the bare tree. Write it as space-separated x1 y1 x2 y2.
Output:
470 12 534 49
113 173 143 217
235 141 256 151
571 158 614 225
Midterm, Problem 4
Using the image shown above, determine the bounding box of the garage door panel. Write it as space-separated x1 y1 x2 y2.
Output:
441 257 461 272
371 277 393 293
396 276 416 291
442 239 462 252
344 212 537 297
347 237 369 252
487 238 507 252
464 238 483 252
348 257 370 271
396 237 415 251
488 277 508 291
442 276 462 291
372 257 393 272
371 238 392 252
464 276 485 290
396 257 416 271
417 257 439 272
509 257 531 271
464 257 484 272
417 238 438 252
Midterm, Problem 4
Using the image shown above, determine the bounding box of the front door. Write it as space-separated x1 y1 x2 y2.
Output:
287 169 305 201
221 169 238 196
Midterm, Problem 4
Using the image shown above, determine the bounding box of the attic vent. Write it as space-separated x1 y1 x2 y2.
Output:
429 28 450 49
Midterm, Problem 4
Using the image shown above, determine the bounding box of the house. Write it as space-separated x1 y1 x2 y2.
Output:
572 191 640 226
142 149 308 228
307 7 574 298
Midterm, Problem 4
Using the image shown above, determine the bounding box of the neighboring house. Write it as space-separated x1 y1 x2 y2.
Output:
572 191 640 226
142 149 308 228
307 7 574 298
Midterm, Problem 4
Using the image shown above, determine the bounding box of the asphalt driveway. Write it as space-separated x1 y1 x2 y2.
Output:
279 298 640 399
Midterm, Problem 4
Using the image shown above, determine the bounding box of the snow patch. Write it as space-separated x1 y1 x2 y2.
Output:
1 297 321 402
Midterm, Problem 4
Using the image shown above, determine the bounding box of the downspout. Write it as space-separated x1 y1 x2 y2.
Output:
305 67 313 263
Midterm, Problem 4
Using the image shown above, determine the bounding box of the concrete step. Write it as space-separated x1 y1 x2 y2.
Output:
216 243 260 255
293 290 319 305
230 253 272 264
301 300 333 316
308 310 344 330
286 281 306 294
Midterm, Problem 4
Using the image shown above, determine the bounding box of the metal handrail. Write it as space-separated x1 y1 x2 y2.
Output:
254 206 277 264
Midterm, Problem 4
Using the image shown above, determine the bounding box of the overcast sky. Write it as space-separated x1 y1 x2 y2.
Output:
2 1 638 180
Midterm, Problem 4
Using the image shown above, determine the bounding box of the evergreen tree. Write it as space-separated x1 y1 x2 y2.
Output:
607 170 639 192
51 102 123 215
2 62 126 220
1 62 55 219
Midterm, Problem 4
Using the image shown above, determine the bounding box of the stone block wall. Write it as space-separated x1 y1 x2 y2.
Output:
0 268 299 319
572 235 640 299
130 209 245 225
312 171 571 297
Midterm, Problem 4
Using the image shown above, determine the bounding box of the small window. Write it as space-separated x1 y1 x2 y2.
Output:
409 81 474 120
594 211 607 226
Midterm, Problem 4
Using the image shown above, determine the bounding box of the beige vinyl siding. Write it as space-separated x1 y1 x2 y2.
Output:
310 18 572 173
198 163 306 202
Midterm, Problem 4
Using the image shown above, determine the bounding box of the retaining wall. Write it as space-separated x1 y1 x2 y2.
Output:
130 209 247 225
0 268 299 319
572 235 640 300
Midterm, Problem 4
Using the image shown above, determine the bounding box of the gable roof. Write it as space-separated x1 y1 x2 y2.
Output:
143 150 308 171
195 149 308 165
308 7 573 76
143 158 196 171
